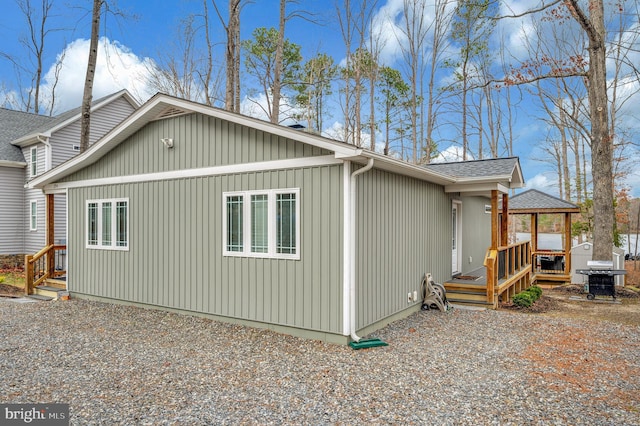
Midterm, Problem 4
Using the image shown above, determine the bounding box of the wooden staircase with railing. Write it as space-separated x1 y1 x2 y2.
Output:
25 244 67 301
444 241 533 309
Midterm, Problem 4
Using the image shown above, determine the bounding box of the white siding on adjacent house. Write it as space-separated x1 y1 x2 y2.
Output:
21 95 136 254
24 188 46 253
0 166 26 254
51 96 136 168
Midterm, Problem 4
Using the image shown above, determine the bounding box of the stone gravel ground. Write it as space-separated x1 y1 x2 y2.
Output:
1 298 639 425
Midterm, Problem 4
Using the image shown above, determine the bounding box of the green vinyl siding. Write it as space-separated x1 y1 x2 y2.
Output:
66 164 344 334
61 114 331 182
460 195 492 273
355 168 452 330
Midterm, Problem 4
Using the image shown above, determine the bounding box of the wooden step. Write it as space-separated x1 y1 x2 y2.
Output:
46 278 67 289
445 290 489 303
34 285 66 299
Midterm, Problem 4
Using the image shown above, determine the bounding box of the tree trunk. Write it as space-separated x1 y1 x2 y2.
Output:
271 0 286 124
80 0 102 153
582 0 613 261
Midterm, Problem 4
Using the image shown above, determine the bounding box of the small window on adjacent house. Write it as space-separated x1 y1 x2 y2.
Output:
223 189 300 260
30 200 37 231
72 144 80 152
30 147 37 177
86 199 129 250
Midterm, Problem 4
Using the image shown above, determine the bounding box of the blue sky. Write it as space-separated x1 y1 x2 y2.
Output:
1 0 638 198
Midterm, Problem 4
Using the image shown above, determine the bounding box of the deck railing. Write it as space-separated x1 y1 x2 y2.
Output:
24 244 66 295
532 250 566 275
484 241 532 305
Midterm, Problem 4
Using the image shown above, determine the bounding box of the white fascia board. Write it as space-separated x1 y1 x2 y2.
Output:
30 94 361 189
445 182 509 194
40 155 343 191
0 160 27 168
11 132 50 148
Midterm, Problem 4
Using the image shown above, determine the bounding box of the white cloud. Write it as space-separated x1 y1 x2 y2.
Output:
432 145 473 163
524 173 561 196
39 37 155 114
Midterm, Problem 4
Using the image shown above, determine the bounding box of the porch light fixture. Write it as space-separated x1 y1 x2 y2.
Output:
161 138 174 148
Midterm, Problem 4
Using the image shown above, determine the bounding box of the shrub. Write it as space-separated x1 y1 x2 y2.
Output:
0 276 4 284
513 292 534 308
526 285 542 300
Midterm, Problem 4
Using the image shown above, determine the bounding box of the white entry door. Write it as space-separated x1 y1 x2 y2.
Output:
452 201 462 274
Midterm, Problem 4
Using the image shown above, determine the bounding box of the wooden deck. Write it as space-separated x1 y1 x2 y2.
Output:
443 241 535 309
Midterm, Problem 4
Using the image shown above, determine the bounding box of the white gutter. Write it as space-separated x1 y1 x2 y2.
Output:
348 158 374 343
0 160 27 168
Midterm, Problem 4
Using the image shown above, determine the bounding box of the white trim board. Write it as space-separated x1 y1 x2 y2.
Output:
42 155 343 192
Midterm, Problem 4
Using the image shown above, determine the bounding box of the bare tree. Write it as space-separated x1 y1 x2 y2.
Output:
1 0 64 114
499 0 638 260
212 0 247 112
80 0 102 153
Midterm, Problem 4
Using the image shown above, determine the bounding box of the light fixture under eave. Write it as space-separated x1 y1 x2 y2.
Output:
161 138 174 148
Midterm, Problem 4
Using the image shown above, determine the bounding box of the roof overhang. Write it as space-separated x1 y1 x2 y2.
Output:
509 207 580 214
444 182 511 196
29 94 459 190
28 93 524 193
0 160 27 168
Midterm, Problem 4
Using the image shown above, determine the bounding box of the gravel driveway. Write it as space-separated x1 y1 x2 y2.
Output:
1 298 639 425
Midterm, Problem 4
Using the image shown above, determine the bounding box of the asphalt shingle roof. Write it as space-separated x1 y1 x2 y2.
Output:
424 157 520 179
0 108 55 163
509 189 580 211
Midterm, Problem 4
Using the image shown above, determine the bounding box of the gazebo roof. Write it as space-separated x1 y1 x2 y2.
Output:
508 189 580 214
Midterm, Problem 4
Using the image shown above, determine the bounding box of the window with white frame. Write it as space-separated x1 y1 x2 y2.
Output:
30 147 37 177
86 199 129 250
29 200 37 231
223 189 299 259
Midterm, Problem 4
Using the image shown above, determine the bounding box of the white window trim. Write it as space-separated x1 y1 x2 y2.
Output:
86 198 129 251
30 147 37 177
29 200 37 231
222 188 300 260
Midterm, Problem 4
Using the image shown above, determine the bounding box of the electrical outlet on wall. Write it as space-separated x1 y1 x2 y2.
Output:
469 256 473 263
408 292 412 303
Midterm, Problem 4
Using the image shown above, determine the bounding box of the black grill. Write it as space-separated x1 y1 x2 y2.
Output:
576 261 626 300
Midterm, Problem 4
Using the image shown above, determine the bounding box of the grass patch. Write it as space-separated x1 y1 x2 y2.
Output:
0 267 25 290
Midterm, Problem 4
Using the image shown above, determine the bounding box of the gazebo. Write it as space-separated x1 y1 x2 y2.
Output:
508 189 580 285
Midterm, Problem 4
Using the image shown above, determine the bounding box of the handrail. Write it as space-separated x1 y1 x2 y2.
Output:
483 240 532 305
24 245 67 295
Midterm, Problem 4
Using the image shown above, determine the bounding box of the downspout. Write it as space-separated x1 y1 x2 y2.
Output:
36 135 52 171
349 158 374 342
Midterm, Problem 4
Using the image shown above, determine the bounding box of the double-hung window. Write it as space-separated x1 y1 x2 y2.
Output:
86 198 129 250
223 189 299 260
30 147 37 177
29 200 37 231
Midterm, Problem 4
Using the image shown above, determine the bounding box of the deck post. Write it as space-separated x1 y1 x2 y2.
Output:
531 213 538 270
46 194 55 280
564 212 572 276
501 193 509 247
491 190 499 250
24 254 33 295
